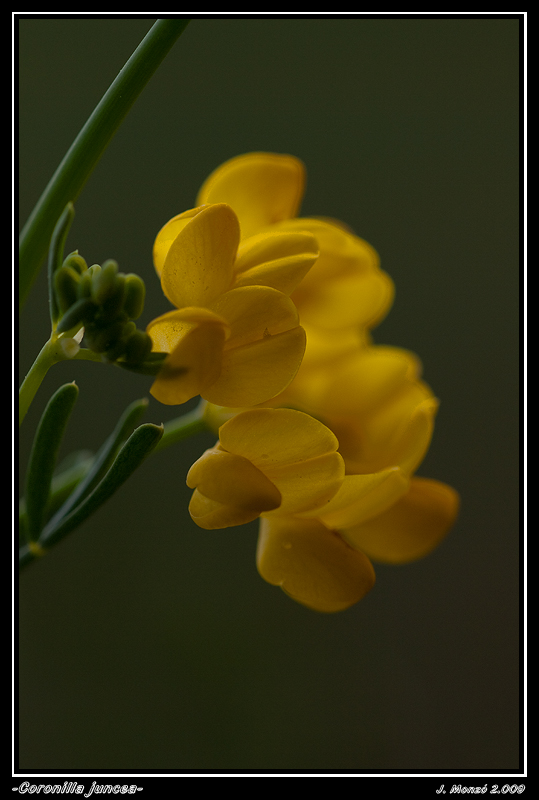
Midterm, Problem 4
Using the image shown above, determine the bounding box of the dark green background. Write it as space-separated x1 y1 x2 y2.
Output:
18 16 521 772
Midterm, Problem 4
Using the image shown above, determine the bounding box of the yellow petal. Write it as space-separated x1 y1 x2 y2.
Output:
320 346 422 418
189 489 270 530
378 396 439 476
263 451 345 516
267 325 370 415
256 516 376 613
218 407 340 470
301 468 410 528
300 323 369 368
152 206 205 278
276 217 381 281
269 218 393 330
292 267 394 330
148 311 228 405
339 383 437 475
203 326 306 407
160 204 240 308
187 447 281 529
146 309 193 354
341 477 460 563
196 152 305 239
147 307 230 353
233 229 319 294
209 285 300 349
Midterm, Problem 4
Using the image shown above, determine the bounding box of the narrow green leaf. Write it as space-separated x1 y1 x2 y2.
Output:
24 382 79 542
19 450 94 533
48 203 75 327
38 422 164 552
46 398 149 529
19 18 190 310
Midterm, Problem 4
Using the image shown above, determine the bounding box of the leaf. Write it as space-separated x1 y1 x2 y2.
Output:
23 382 79 542
19 449 94 532
45 398 149 530
38 422 164 552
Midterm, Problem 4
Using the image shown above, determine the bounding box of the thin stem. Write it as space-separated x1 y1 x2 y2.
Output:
18 339 57 427
19 18 190 310
153 402 210 453
19 334 103 427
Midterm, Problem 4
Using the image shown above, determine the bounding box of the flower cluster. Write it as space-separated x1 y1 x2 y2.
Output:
147 202 318 407
54 253 153 368
148 153 459 613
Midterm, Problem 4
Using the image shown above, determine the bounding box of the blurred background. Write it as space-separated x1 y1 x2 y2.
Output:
18 17 521 772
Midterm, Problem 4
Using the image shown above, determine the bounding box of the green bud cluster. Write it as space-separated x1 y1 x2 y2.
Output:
54 252 153 368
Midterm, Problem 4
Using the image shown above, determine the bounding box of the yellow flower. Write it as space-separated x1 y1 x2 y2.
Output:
196 151 306 240
255 346 459 612
256 516 376 614
315 345 437 476
170 154 459 613
270 344 451 528
203 345 459 613
256 478 458 613
197 152 394 334
147 203 319 407
186 408 345 530
206 344 438 480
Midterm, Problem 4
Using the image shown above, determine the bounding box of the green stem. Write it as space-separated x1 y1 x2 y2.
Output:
19 18 190 310
18 339 57 427
19 334 102 427
153 402 210 453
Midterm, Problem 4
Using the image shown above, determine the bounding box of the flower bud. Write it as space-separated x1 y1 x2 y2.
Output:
84 319 125 353
76 269 93 300
121 320 138 341
91 260 118 305
100 273 126 322
62 251 88 275
56 298 96 334
123 329 153 365
54 265 80 313
123 274 146 320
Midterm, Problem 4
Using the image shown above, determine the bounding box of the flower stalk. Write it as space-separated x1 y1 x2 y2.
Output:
18 333 102 427
153 402 210 454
